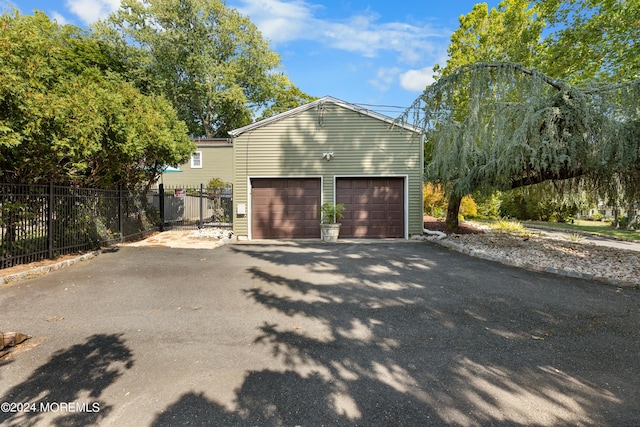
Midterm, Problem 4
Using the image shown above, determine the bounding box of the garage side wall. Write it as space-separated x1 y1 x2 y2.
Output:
233 103 423 238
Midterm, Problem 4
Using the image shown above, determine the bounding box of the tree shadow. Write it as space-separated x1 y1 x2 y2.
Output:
153 242 639 425
0 333 134 427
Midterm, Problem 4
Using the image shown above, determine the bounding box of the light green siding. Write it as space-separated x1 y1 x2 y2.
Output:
161 139 234 187
232 101 423 239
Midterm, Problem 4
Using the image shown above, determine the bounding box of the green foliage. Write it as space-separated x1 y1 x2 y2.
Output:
499 184 580 222
472 190 502 219
435 0 544 78
0 10 194 187
536 0 640 83
400 62 639 228
97 0 314 138
460 195 478 218
423 182 447 216
411 0 640 229
320 203 345 224
492 218 528 235
258 74 319 120
589 212 604 221
566 232 585 242
206 177 230 190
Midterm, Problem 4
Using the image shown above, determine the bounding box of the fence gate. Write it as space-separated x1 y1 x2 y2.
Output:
148 184 233 230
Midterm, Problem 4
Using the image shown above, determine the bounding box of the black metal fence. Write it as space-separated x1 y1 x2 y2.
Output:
147 184 233 230
1 182 158 269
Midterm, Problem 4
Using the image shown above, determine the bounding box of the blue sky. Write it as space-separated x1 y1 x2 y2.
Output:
3 0 500 116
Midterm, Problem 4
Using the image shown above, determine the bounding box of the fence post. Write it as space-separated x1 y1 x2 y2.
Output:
199 183 204 229
159 183 165 232
48 181 54 259
118 184 124 243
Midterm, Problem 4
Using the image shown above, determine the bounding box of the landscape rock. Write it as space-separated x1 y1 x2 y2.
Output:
433 232 640 287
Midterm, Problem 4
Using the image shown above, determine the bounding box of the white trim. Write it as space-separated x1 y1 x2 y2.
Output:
247 175 324 240
228 96 422 137
190 151 203 169
334 174 409 239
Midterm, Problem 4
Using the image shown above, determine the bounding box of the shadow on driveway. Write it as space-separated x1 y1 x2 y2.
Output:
0 334 133 427
1 241 638 426
151 241 640 426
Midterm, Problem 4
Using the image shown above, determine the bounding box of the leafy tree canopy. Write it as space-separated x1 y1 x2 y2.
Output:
0 10 194 187
435 0 544 77
403 0 639 228
536 0 640 82
96 0 315 138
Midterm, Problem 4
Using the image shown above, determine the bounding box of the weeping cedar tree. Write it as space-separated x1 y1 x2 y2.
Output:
396 62 640 229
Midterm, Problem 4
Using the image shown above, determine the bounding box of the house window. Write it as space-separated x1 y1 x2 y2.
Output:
191 151 202 168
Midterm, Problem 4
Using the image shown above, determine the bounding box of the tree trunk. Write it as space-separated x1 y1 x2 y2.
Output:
445 194 463 229
627 202 637 230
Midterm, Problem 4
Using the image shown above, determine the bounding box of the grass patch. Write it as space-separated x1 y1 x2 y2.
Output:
566 233 586 243
476 218 532 236
523 220 640 241
494 218 526 233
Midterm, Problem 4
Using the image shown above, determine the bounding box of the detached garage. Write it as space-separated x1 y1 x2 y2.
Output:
229 96 423 240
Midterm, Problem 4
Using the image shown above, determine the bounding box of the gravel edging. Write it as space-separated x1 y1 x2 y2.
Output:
424 234 640 288
0 251 100 286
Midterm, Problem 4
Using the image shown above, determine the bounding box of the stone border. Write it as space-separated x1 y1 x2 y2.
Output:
431 237 638 289
0 251 100 286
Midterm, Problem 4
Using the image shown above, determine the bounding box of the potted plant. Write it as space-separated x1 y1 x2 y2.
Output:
320 202 345 242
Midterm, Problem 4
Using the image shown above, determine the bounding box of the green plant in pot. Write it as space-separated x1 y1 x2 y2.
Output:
320 202 345 242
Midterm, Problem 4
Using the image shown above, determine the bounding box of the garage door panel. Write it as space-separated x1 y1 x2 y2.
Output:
337 178 404 238
251 178 320 239
336 196 353 206
370 211 387 220
285 196 304 206
287 212 304 220
303 180 320 189
304 211 318 220
353 195 369 204
336 180 352 189
352 210 369 220
304 195 320 204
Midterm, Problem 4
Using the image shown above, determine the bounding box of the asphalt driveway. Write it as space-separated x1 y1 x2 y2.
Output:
1 240 639 426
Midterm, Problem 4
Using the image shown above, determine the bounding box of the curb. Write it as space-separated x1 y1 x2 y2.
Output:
0 251 100 286
430 237 639 289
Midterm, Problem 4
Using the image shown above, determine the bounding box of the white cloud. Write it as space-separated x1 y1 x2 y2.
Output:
399 66 437 92
369 67 401 92
232 0 316 43
232 0 448 64
65 0 121 25
51 11 71 25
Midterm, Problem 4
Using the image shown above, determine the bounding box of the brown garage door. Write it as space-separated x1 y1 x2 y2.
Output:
251 178 321 239
336 177 404 238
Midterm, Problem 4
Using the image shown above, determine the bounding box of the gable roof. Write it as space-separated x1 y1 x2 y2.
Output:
228 96 422 137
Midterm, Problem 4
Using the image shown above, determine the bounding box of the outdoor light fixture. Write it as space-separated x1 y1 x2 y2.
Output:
322 152 334 161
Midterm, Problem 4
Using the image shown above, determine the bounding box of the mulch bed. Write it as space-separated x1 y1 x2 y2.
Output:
423 215 483 235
